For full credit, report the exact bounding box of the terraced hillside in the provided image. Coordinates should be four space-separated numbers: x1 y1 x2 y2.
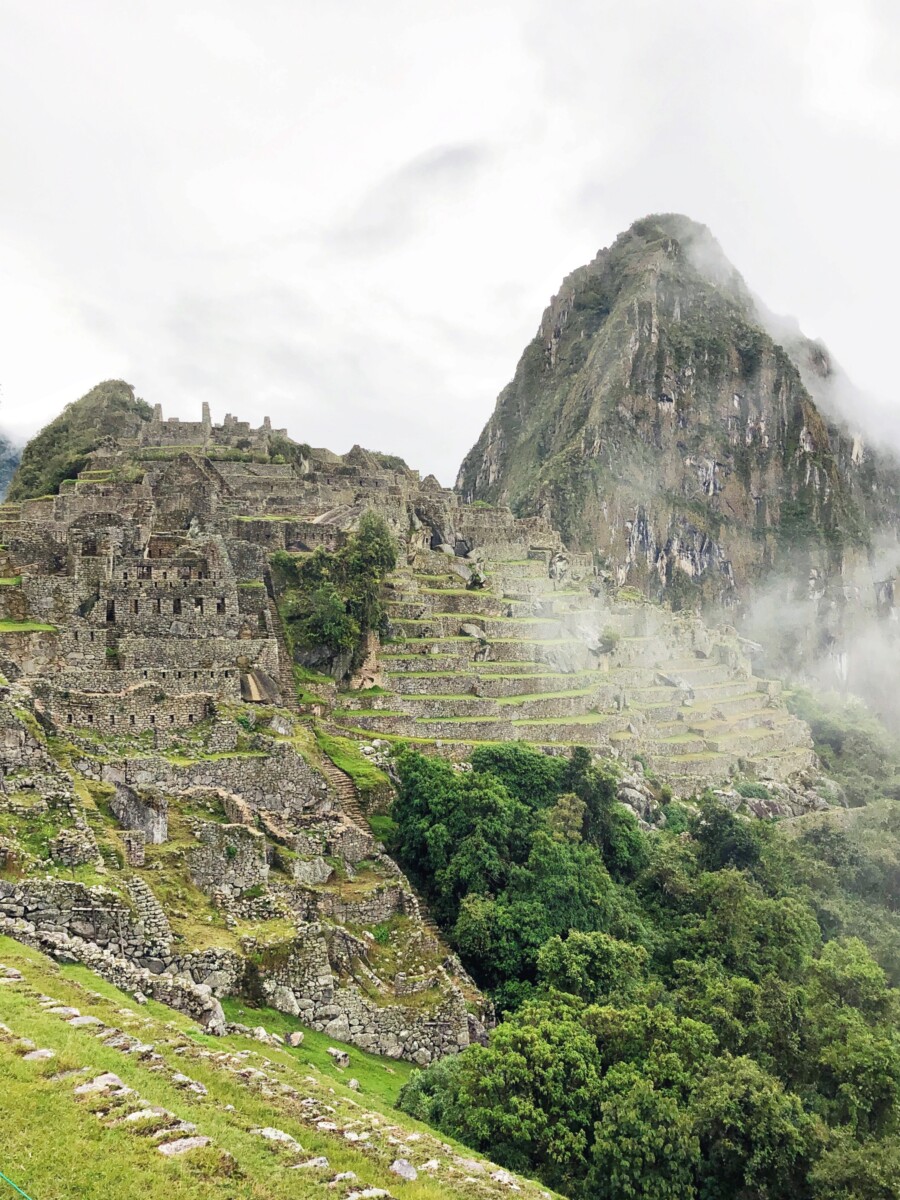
0 934 555 1200
334 542 815 795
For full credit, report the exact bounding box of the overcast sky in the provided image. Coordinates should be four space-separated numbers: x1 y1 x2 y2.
2 0 899 482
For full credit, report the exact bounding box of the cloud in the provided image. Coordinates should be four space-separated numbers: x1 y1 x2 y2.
1 0 900 484
328 143 494 254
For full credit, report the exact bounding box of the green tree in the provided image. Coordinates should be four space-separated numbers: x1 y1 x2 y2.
588 1068 700 1200
399 994 605 1197
808 1132 900 1200
537 931 648 1003
691 1055 819 1200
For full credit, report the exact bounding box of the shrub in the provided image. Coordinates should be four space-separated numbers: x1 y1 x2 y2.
274 511 397 675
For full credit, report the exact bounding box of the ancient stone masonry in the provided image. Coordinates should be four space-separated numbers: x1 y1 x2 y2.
0 396 831 1063
336 542 820 798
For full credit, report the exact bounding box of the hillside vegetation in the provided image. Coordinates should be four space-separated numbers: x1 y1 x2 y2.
388 744 900 1200
7 380 151 501
0 430 20 500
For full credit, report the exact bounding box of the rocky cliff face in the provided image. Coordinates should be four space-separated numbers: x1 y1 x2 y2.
457 215 900 604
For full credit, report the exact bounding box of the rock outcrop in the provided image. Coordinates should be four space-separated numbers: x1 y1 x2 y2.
457 214 900 605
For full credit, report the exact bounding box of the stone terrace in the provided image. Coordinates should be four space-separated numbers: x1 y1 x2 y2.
334 544 815 795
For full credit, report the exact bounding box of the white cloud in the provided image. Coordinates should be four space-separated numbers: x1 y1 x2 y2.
1 0 899 480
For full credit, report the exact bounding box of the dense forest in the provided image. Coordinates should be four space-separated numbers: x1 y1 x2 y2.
387 740 900 1199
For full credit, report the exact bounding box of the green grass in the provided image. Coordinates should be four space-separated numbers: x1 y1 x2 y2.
219 998 413 1104
0 575 21 585
313 727 391 797
0 936 555 1200
335 708 405 718
0 619 56 633
291 663 333 706
368 813 398 844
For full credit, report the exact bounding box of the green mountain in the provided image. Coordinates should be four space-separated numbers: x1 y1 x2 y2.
0 431 19 501
7 379 152 501
457 214 900 604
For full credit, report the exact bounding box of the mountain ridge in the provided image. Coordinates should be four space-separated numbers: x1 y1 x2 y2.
457 214 900 604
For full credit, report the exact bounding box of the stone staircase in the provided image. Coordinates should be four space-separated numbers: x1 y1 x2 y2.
266 593 300 712
316 751 368 828
332 545 816 795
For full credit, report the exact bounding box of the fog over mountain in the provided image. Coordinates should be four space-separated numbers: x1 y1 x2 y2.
2 1 900 481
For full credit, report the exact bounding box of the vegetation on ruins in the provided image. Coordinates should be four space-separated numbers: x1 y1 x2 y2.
272 511 397 674
787 688 900 808
7 380 152 501
393 743 900 1199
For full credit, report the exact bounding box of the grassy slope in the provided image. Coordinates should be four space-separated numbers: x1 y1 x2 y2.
7 380 151 502
0 935 557 1200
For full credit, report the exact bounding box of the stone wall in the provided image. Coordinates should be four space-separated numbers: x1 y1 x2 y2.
47 685 214 737
254 927 474 1064
0 914 227 1033
110 784 168 844
0 879 147 957
188 821 269 898
113 744 332 819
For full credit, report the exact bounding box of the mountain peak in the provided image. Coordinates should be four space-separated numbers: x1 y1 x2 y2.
457 216 900 604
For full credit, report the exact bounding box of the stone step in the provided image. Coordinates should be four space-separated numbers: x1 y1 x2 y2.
389 615 567 641
501 580 564 598
380 652 480 672
383 636 596 669
679 705 788 735
647 750 734 780
510 713 633 742
397 695 502 718
644 733 710 756
753 745 819 780
337 712 419 736
496 690 598 719
410 716 515 742
706 721 811 757
483 560 553 580
387 668 599 698
386 593 517 619
504 585 588 604
607 660 739 688
623 678 752 705
478 670 601 697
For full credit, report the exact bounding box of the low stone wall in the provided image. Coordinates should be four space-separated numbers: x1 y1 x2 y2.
0 879 146 955
255 927 475 1064
317 882 408 927
115 744 332 819
0 914 230 1027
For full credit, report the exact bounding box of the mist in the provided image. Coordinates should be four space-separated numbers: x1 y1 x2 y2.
741 534 900 731
2 1 900 483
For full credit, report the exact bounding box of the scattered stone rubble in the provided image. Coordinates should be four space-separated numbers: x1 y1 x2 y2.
0 954 552 1198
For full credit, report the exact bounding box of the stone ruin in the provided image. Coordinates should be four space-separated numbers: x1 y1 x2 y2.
0 402 835 1056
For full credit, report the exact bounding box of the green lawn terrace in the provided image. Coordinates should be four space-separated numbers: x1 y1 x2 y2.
0 935 554 1200
334 545 816 794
